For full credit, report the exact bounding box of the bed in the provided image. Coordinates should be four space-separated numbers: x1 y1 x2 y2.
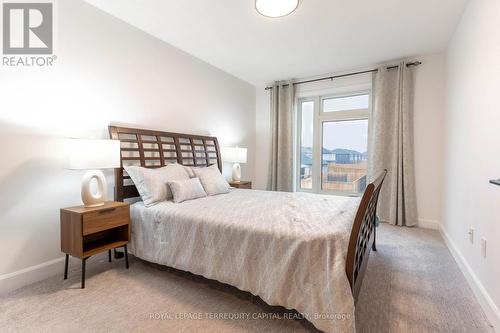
109 125 386 333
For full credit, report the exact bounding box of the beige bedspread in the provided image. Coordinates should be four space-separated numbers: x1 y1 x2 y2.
130 189 360 332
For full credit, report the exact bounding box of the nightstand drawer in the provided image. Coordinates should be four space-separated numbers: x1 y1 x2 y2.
83 206 129 235
229 181 252 189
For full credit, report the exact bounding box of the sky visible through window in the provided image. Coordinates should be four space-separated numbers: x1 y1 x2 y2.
301 101 314 147
323 94 369 113
301 101 368 153
322 120 368 152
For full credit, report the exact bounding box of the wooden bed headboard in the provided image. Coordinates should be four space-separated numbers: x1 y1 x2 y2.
108 125 222 202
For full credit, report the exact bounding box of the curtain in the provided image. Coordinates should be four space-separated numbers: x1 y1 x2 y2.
368 62 417 227
267 81 295 192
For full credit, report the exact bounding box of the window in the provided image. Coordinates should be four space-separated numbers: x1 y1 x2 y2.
323 94 369 113
299 100 314 190
297 93 370 196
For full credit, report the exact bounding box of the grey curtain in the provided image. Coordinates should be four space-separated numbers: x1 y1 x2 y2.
368 62 417 226
268 81 295 192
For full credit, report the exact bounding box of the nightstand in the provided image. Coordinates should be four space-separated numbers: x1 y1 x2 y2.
229 180 252 189
60 201 130 288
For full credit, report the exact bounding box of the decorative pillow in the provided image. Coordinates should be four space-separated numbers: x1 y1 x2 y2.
192 164 230 196
168 178 207 203
124 164 190 207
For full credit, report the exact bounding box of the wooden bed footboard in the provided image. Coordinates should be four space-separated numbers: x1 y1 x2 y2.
345 170 387 303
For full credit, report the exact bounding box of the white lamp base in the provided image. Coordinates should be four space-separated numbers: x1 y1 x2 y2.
81 169 107 207
232 163 242 181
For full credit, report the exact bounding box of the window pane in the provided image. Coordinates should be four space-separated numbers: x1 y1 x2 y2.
323 94 369 113
321 119 368 195
300 101 314 190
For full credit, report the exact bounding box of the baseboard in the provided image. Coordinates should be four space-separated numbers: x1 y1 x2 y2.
439 226 499 331
0 257 66 295
417 218 440 230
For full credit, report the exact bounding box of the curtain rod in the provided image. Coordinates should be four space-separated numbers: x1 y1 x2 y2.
264 61 422 90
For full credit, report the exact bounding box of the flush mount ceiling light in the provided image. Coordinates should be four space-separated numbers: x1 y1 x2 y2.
255 0 299 18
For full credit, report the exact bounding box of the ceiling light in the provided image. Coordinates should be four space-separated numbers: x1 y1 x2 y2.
255 0 299 18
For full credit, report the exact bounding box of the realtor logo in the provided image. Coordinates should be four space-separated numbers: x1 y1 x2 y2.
2 2 53 54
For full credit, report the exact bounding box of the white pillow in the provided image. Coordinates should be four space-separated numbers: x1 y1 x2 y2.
124 164 190 207
182 165 215 178
192 164 230 196
168 178 207 203
182 165 196 178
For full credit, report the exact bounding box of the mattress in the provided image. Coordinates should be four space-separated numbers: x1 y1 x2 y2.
130 189 360 333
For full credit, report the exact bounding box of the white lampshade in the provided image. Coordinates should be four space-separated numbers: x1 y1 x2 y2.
255 0 299 18
64 139 121 170
223 147 247 164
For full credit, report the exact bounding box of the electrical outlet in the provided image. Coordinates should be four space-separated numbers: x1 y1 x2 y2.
468 227 475 244
481 238 487 258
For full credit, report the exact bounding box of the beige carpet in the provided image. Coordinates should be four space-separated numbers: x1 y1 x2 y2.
0 224 493 333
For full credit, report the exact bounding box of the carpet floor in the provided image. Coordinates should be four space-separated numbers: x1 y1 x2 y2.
0 224 493 333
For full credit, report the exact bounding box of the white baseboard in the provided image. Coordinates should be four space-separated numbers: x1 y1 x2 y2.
0 257 66 295
0 252 115 295
439 226 499 331
417 218 440 230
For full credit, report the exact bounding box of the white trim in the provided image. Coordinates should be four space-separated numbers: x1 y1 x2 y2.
0 257 66 295
439 226 498 331
417 218 440 230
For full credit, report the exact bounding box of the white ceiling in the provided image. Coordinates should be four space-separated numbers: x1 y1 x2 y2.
85 0 468 86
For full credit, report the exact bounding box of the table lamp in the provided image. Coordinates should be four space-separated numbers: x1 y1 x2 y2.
64 139 121 207
222 147 247 181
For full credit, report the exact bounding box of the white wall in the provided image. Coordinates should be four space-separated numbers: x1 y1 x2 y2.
0 0 255 293
442 0 500 328
254 55 446 229
413 53 446 229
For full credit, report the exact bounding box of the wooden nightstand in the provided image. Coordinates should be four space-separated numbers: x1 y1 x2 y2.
60 201 130 288
229 180 252 189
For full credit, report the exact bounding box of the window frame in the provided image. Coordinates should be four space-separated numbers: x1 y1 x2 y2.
296 90 371 196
